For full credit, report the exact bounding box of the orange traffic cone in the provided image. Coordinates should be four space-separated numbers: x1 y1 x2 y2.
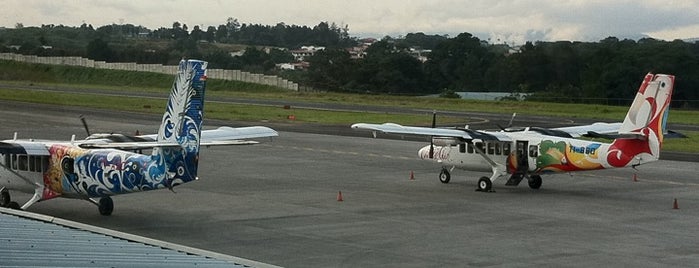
673 198 679 209
337 191 344 202
410 171 415 180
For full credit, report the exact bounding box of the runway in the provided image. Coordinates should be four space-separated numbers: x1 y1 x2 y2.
2 101 699 267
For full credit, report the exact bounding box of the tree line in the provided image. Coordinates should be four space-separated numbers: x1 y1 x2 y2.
1 20 698 107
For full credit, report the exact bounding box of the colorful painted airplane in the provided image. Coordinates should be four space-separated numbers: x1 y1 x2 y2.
352 73 675 192
0 59 278 215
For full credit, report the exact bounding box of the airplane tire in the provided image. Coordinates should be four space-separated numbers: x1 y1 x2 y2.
439 169 451 183
477 177 492 192
98 197 114 216
0 190 10 207
528 175 542 189
8 201 20 210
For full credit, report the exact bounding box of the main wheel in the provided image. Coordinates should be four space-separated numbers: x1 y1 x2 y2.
528 175 542 189
439 169 451 183
8 201 20 210
0 189 10 207
477 177 492 192
98 197 114 216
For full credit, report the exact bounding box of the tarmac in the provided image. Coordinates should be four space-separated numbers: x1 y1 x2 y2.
2 101 699 267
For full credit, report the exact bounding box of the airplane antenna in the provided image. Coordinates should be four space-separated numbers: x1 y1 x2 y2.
80 115 91 136
429 111 436 159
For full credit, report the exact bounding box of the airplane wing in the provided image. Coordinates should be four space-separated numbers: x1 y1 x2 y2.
0 141 50 155
551 122 622 138
79 126 278 149
351 123 511 141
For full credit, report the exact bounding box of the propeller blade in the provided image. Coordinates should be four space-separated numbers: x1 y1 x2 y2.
507 112 517 128
79 115 91 136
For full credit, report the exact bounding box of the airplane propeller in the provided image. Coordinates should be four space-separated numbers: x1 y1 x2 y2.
80 115 91 136
497 112 518 131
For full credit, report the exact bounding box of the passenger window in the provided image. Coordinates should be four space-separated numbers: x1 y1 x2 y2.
11 155 17 170
503 143 511 155
459 143 466 153
18 155 28 171
529 145 538 157
467 143 474 154
475 142 484 153
487 142 495 155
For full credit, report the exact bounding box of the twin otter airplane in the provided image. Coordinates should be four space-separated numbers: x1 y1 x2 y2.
353 73 674 192
0 60 277 215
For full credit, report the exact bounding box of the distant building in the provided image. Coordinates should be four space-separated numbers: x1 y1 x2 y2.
409 48 431 62
290 46 324 61
277 61 310 70
229 49 245 57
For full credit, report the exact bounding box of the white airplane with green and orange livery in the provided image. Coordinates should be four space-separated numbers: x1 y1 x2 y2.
352 73 675 192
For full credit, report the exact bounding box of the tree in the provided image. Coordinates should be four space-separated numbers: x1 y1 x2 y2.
86 38 114 61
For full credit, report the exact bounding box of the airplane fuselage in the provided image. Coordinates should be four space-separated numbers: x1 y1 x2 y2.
418 131 658 176
0 141 185 202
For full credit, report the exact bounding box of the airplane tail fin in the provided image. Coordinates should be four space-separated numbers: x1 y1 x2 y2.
153 59 208 185
607 73 674 167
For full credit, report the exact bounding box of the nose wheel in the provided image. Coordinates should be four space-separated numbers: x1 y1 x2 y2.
0 189 20 209
439 169 451 183
89 197 114 216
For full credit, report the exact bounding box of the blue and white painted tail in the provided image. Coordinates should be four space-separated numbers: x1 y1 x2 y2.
153 59 208 186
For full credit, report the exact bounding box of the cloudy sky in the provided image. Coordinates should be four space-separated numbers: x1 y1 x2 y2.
2 0 698 44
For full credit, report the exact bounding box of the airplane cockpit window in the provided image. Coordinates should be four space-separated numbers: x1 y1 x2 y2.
495 143 501 155
2 154 8 168
467 143 474 154
42 156 49 172
487 143 495 155
10 155 17 170
459 143 466 153
27 155 47 172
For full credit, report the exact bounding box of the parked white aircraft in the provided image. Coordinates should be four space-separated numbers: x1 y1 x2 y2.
352 73 675 192
0 59 278 215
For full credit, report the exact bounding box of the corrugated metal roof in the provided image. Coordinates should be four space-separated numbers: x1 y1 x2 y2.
0 208 280 268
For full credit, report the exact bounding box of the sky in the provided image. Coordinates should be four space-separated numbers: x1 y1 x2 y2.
2 0 699 44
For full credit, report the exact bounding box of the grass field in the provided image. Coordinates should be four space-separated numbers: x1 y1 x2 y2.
0 60 697 152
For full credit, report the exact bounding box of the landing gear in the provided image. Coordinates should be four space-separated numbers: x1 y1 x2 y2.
477 177 493 192
439 169 451 183
0 189 9 207
528 175 542 189
98 197 114 216
8 202 20 209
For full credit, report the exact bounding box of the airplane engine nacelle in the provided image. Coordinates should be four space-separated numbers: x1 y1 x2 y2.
432 137 461 147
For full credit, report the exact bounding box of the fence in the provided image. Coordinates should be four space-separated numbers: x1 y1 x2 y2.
0 53 300 91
